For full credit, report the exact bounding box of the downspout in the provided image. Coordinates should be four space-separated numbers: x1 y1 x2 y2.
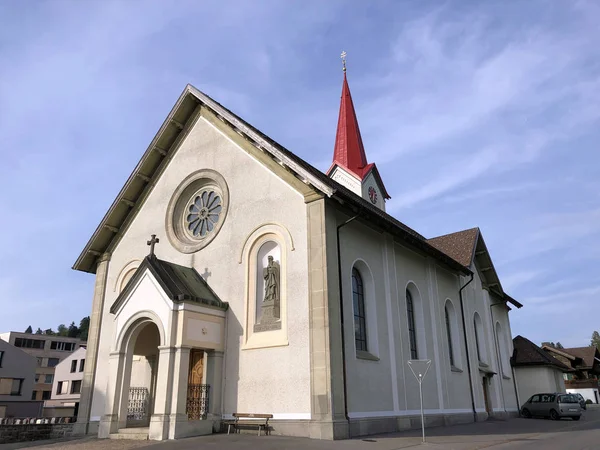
337 214 359 423
458 273 477 422
490 302 507 414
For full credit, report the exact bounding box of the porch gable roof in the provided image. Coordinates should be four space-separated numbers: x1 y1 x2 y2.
110 255 228 314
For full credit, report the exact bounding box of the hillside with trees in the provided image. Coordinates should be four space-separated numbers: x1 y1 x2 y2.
23 316 90 341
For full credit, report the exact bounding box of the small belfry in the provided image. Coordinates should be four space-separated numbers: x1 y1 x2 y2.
327 51 390 211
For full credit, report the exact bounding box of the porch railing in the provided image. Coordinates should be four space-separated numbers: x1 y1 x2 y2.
127 387 150 422
186 384 210 420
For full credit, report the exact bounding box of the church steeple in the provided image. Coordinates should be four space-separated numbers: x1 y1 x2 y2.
327 52 390 210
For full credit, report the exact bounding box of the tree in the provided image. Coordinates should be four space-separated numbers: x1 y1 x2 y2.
35 328 43 335
56 324 68 337
67 322 79 338
78 317 90 341
591 331 600 350
24 326 33 334
44 328 55 336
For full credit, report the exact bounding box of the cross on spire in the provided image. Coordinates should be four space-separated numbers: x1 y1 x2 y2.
147 234 159 256
341 50 347 72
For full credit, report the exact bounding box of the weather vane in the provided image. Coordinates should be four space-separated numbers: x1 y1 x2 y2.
341 51 347 72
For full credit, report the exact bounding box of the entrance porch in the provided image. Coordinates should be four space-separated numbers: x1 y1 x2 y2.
98 254 228 440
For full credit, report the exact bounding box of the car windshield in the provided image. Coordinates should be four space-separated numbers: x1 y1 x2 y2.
558 394 579 403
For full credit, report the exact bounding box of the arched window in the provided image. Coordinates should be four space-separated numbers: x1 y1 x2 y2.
407 289 418 359
474 312 485 363
352 268 367 352
445 304 455 367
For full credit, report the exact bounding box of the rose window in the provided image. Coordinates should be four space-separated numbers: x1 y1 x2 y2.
185 190 223 238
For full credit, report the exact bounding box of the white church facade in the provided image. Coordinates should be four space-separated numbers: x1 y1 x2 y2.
72 69 523 440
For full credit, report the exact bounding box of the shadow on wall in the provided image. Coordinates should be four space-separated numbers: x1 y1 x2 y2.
223 306 241 421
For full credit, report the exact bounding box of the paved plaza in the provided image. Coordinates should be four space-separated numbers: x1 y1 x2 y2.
3 409 600 450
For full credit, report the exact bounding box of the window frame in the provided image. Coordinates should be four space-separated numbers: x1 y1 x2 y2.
0 350 3 367
445 305 455 367
56 381 63 395
44 374 54 384
70 360 77 373
70 380 82 395
406 289 418 359
47 358 59 368
42 390 51 400
352 267 368 352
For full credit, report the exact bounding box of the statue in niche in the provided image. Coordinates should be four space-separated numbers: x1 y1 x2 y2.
263 255 280 303
255 255 281 332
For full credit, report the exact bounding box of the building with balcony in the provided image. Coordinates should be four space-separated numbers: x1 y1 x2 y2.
0 332 83 402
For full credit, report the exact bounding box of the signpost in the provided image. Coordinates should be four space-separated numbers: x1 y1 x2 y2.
407 359 432 443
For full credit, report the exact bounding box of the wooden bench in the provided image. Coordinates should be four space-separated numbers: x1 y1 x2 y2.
224 413 273 436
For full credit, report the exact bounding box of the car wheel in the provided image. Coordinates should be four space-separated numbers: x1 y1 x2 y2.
522 408 531 418
550 409 560 420
572 415 581 421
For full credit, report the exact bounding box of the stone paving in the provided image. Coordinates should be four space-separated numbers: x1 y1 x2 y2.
3 409 600 450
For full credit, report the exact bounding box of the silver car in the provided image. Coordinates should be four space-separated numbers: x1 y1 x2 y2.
521 393 582 420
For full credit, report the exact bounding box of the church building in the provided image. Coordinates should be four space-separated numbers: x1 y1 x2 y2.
72 62 523 440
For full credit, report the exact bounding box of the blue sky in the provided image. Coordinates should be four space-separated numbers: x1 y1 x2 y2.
0 0 598 347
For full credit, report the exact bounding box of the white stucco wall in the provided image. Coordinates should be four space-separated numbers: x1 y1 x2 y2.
336 221 520 420
337 220 480 418
566 388 599 404
515 366 565 406
90 113 310 422
51 347 86 403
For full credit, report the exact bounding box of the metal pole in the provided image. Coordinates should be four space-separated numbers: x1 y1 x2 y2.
419 375 425 443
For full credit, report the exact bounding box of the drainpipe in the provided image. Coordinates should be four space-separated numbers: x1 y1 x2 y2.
337 214 359 423
458 273 477 422
490 302 507 415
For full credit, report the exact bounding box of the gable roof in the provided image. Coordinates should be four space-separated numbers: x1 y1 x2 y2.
110 255 228 314
559 347 600 368
427 228 522 309
73 84 469 276
427 228 479 267
511 335 570 371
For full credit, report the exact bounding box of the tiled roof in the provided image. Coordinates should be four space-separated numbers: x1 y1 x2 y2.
427 228 479 267
512 335 571 371
561 347 599 368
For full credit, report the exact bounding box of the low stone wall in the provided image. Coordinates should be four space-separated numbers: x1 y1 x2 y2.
0 422 74 444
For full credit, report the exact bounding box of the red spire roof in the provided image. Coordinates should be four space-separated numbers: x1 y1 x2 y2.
328 72 373 179
327 72 390 199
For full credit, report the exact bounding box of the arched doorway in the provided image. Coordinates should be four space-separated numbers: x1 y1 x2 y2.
124 322 160 428
112 319 162 431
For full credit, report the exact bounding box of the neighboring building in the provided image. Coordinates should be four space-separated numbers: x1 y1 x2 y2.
0 332 82 402
511 336 570 406
72 73 523 441
48 347 86 414
543 345 600 404
0 339 41 418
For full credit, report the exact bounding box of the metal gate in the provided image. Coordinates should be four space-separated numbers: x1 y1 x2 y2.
186 384 210 420
127 387 150 425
